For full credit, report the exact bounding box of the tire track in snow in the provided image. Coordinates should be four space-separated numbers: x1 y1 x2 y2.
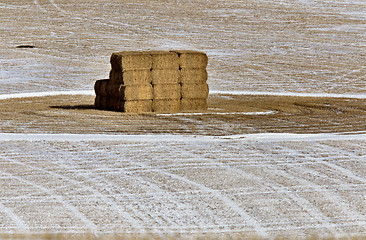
143 168 269 237
0 168 97 231
183 142 343 235
41 0 188 48
270 144 366 226
114 143 268 234
0 201 28 230
0 155 143 230
96 143 233 232
21 142 206 232
49 0 67 14
312 142 366 186
63 161 190 231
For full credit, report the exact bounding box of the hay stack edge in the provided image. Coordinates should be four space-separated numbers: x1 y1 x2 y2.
94 50 209 113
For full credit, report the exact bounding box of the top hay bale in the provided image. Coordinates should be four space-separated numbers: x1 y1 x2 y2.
170 50 208 69
111 51 152 71
150 51 179 69
111 50 208 71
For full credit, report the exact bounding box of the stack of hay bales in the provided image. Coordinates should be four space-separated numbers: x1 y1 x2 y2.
95 51 154 112
174 50 209 111
94 50 208 113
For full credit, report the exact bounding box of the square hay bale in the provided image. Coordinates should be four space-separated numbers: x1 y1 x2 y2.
153 83 181 100
119 100 153 113
94 79 109 97
180 98 208 111
107 84 153 100
181 83 209 99
150 51 179 69
94 95 102 109
110 51 152 71
171 50 208 69
99 96 110 110
109 69 152 85
151 69 179 84
107 98 121 111
179 68 208 83
152 99 180 113
109 70 122 84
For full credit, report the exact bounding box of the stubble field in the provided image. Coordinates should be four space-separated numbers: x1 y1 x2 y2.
1 0 366 239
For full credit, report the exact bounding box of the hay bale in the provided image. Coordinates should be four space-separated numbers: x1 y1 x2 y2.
94 79 109 97
107 98 119 111
180 98 208 111
100 96 109 110
109 69 152 85
150 51 179 69
94 95 102 109
181 83 209 99
179 69 207 83
109 70 122 84
151 69 179 84
153 84 181 100
110 51 152 71
107 84 153 100
120 100 153 113
152 99 180 113
171 50 208 69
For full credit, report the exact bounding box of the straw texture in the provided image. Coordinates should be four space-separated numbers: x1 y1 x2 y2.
151 69 179 84
152 99 180 113
180 98 208 111
150 51 179 69
171 50 208 69
110 51 152 71
181 83 209 99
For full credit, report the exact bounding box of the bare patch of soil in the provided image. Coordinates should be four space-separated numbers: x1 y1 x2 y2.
1 94 365 135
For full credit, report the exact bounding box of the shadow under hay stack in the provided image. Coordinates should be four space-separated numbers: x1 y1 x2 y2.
94 50 209 113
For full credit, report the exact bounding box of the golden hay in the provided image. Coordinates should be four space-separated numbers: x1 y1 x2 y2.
120 99 153 113
171 50 208 69
107 84 153 101
110 51 152 71
109 70 152 85
181 83 209 99
152 84 181 100
152 99 180 113
150 50 179 69
179 68 207 84
151 69 180 84
180 98 208 111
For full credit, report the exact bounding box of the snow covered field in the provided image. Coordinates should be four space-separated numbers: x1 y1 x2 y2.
1 0 366 238
1 133 366 238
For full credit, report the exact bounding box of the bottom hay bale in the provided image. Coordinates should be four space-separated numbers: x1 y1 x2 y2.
95 96 152 112
180 98 208 111
121 99 152 112
94 95 102 109
95 96 111 110
152 99 180 113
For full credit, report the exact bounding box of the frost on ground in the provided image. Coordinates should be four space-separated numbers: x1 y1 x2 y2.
1 0 366 238
1 0 366 95
0 134 366 238
0 93 366 238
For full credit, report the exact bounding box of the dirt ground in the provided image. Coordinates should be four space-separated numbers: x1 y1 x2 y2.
1 94 366 135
